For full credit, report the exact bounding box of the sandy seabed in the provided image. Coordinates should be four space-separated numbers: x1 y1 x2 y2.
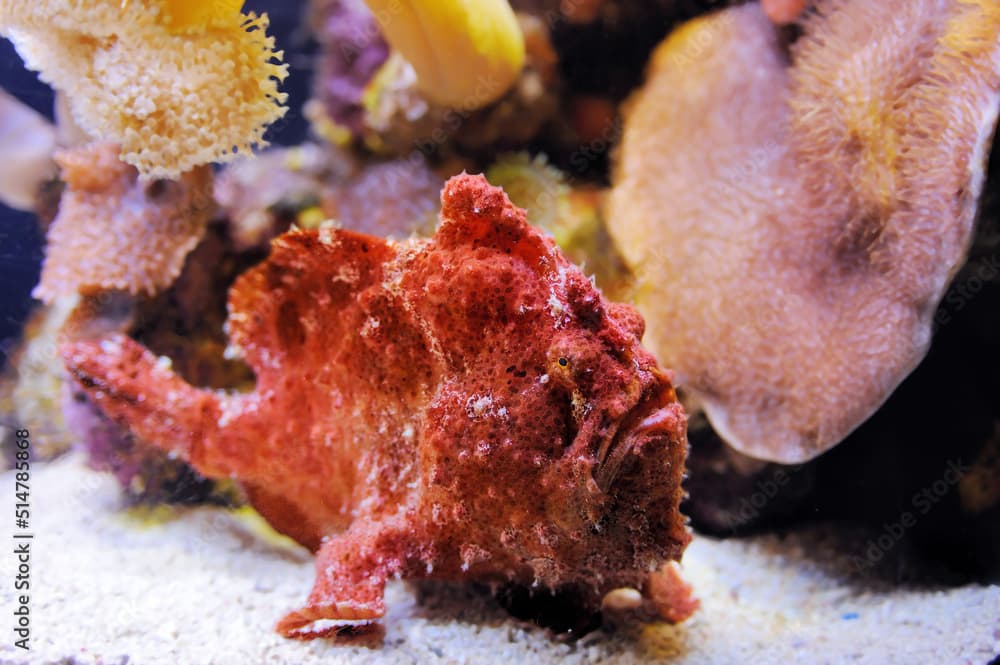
1 455 998 665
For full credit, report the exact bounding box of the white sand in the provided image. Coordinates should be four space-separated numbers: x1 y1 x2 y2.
1 455 998 665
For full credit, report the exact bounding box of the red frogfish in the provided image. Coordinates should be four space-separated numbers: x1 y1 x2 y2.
62 173 696 637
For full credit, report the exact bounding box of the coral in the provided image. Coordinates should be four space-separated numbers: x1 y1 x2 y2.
486 153 629 293
762 0 808 24
320 157 443 238
62 173 695 637
0 0 287 178
355 14 559 157
608 0 1000 463
147 0 245 33
214 144 353 250
311 0 744 161
788 0 997 265
214 143 442 249
2 298 79 459
363 0 525 109
0 89 56 211
34 142 214 303
309 0 389 138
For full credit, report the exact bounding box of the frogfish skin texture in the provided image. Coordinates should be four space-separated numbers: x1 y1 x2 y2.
62 173 695 637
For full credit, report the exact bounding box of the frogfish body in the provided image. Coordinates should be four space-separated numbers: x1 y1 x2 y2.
62 174 696 637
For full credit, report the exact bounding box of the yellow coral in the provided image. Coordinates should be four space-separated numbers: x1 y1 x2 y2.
0 0 287 179
153 0 245 32
364 0 525 109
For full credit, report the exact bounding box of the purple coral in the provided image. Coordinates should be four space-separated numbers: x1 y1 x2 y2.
313 0 389 135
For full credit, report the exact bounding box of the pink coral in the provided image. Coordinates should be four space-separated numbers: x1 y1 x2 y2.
608 1 1000 462
34 142 213 303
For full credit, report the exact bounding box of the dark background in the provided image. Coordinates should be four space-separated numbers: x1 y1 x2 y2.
0 0 311 365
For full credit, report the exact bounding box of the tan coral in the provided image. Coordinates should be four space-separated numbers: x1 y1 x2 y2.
0 0 287 179
33 142 213 303
607 0 1000 463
